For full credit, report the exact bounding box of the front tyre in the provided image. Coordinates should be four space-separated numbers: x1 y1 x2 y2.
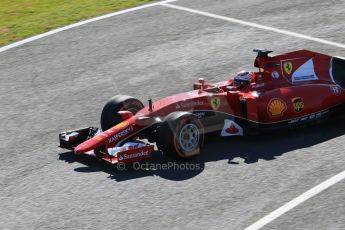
100 95 144 131
157 112 204 159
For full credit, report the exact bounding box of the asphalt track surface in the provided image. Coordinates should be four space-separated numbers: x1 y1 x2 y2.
1 0 345 229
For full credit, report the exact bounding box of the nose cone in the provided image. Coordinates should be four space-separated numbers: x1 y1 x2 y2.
74 141 89 154
74 118 137 154
74 134 107 154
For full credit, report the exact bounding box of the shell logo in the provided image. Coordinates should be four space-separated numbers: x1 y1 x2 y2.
267 98 287 117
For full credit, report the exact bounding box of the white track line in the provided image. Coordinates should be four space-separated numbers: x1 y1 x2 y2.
161 3 345 229
162 3 345 49
0 0 178 53
245 170 345 230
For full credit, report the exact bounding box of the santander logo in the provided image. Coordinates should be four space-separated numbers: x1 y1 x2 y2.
118 150 151 161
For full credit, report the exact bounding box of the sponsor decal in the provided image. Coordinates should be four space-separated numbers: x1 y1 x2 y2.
291 59 318 82
267 98 287 117
283 62 293 75
193 112 206 119
330 85 341 96
271 71 280 79
288 110 329 124
108 126 134 143
118 150 150 161
221 120 243 136
175 101 204 110
291 97 304 113
293 75 318 81
210 97 221 110
192 111 216 119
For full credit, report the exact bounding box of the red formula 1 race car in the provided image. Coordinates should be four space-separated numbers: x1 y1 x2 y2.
59 49 345 164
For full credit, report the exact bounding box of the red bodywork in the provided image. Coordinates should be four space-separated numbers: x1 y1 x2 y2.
60 49 345 163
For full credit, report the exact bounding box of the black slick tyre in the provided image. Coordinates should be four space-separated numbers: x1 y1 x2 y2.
100 95 144 131
157 112 204 159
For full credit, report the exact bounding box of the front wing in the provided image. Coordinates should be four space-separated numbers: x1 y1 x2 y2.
59 127 154 164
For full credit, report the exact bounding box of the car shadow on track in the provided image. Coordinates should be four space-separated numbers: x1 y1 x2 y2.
59 118 345 182
59 150 205 181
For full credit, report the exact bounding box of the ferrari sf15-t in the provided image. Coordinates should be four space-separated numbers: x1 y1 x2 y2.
59 49 345 164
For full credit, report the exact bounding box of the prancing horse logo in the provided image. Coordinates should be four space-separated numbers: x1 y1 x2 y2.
211 97 221 110
283 62 293 75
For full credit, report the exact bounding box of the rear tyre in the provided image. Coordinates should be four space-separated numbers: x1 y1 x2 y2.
157 112 204 159
100 95 144 131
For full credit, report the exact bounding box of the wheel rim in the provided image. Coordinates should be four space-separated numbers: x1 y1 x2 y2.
178 123 200 152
